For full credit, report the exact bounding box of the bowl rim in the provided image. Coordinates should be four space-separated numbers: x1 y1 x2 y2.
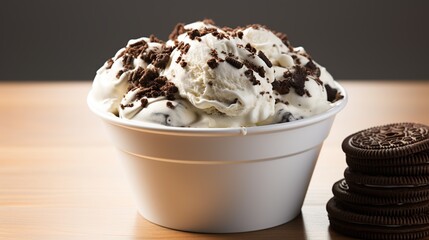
87 83 347 136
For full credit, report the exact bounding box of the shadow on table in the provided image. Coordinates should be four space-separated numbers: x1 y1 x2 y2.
133 212 307 240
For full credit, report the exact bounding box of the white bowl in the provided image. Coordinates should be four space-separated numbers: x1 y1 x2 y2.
87 84 347 233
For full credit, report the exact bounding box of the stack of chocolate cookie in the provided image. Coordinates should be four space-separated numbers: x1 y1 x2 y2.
327 122 429 239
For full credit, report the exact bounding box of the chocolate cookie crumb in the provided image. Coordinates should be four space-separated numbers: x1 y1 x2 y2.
141 50 157 63
225 56 243 69
116 70 125 79
243 60 265 78
237 31 243 39
305 60 321 78
207 58 219 69
245 43 257 54
244 69 260 85
258 51 273 68
106 58 114 69
290 66 307 96
175 56 182 64
122 55 134 70
169 23 186 40
141 98 148 108
325 84 344 103
180 61 187 68
272 79 291 94
188 29 201 40
166 101 175 109
153 53 170 69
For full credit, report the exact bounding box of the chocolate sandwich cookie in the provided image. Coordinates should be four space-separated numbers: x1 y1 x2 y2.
332 179 429 205
346 180 429 199
344 167 429 187
346 160 429 176
327 198 429 226
346 150 429 168
327 198 429 239
342 123 429 159
335 197 429 217
329 214 429 240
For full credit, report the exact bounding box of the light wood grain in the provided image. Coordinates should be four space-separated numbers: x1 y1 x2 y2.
0 81 428 240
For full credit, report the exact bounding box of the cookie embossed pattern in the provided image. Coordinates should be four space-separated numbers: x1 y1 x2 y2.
328 123 429 239
343 123 429 158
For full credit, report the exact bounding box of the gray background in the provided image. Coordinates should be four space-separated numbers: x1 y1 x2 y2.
1 0 428 81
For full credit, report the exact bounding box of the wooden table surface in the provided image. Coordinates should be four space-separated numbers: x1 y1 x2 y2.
0 81 428 240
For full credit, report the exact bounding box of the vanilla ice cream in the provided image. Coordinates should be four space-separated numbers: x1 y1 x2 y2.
90 20 343 128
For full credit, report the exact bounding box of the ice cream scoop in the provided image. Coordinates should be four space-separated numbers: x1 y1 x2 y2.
90 20 343 128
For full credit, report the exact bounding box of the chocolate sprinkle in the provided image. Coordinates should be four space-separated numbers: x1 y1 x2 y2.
258 51 273 68
225 56 243 69
180 61 187 68
207 58 219 69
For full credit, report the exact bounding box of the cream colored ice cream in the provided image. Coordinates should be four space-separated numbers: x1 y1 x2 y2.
90 20 343 128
